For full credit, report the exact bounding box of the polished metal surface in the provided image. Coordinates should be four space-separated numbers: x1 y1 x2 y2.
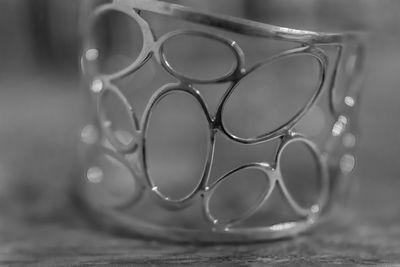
80 0 366 242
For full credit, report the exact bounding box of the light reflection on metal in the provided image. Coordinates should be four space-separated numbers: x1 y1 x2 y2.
91 79 104 93
343 133 357 148
85 48 99 61
332 115 349 137
81 124 99 145
80 0 366 243
87 166 104 184
345 96 356 107
340 154 356 174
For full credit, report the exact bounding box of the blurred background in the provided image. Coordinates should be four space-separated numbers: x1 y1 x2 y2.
0 0 399 228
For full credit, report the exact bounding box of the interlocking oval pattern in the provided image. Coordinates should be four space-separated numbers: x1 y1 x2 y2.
203 134 328 229
82 0 362 234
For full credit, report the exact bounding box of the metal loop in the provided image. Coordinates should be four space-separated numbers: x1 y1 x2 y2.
96 83 140 154
81 0 365 242
155 30 245 84
140 84 215 209
83 3 154 81
85 145 145 210
203 163 275 229
218 46 328 144
275 134 329 217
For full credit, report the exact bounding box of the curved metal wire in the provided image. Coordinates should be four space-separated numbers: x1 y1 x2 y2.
217 46 328 144
84 145 146 210
140 84 216 208
80 0 366 242
156 30 245 84
95 83 140 154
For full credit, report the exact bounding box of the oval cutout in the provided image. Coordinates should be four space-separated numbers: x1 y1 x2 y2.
279 139 321 210
160 32 238 82
144 89 210 202
85 150 142 209
91 10 144 75
222 53 322 141
206 166 272 227
98 87 138 153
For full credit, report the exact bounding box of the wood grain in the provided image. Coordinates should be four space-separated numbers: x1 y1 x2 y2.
1 180 400 266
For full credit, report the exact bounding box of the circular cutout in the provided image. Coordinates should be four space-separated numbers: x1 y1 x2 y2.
143 86 212 204
221 51 324 143
276 136 328 216
90 9 145 75
205 165 272 227
160 31 241 83
279 139 321 210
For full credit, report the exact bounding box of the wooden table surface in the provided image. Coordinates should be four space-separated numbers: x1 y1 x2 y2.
1 179 400 266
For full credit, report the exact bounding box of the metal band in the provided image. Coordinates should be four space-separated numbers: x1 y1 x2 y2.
80 0 366 242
